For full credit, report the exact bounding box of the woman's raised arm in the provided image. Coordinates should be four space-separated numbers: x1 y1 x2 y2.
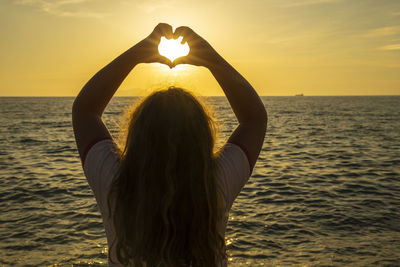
172 26 267 171
72 23 173 162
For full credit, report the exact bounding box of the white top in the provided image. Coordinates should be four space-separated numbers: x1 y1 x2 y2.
83 139 251 266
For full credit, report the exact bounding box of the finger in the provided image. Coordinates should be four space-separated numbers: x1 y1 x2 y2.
155 55 173 66
173 26 193 39
172 56 189 66
181 36 189 45
158 23 173 39
176 28 197 45
160 24 174 39
153 23 173 39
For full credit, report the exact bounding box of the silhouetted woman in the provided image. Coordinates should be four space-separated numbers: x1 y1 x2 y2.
72 23 267 266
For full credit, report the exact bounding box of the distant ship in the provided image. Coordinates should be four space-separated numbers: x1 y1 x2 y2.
295 93 304 96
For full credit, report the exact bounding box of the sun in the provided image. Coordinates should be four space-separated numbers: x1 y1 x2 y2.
158 36 190 62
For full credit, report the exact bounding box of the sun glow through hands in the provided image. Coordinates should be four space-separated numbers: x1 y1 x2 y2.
158 36 190 62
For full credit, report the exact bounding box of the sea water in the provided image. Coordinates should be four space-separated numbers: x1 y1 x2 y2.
1 96 399 266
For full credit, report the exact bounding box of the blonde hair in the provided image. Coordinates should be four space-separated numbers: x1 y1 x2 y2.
108 87 227 266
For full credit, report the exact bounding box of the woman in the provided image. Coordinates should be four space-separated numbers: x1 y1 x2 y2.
72 23 267 266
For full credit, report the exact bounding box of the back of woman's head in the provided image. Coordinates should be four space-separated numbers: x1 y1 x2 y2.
108 87 227 266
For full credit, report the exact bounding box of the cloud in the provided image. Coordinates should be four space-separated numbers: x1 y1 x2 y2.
364 26 400 38
13 0 109 18
378 44 400 50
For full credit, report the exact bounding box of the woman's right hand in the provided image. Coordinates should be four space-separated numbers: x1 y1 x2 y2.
171 26 220 69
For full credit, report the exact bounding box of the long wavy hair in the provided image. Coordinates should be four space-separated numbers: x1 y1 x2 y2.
107 87 227 266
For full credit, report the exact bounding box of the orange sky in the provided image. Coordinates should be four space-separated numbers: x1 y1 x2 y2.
1 0 399 96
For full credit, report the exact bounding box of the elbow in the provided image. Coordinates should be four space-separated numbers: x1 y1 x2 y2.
255 103 268 128
261 106 267 124
239 101 267 126
72 96 88 120
72 95 101 120
72 97 81 119
253 95 267 124
242 105 267 130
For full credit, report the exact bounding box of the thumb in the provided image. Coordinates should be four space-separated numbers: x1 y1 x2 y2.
156 55 173 67
172 56 189 67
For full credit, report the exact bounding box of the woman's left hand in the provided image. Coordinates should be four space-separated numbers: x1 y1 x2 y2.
132 23 174 68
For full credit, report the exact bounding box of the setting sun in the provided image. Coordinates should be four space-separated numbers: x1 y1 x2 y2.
158 36 190 62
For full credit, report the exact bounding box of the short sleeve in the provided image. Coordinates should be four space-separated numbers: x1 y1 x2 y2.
215 143 251 211
83 139 120 214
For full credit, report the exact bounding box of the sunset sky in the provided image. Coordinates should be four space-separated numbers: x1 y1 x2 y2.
1 0 399 96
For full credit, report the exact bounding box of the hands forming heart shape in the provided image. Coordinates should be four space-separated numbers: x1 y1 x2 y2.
134 23 218 69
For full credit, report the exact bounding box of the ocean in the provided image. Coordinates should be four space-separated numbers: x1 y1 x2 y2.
1 96 399 266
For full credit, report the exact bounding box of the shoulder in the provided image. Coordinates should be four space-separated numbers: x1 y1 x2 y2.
83 139 120 211
83 138 120 179
214 142 251 211
217 142 252 174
